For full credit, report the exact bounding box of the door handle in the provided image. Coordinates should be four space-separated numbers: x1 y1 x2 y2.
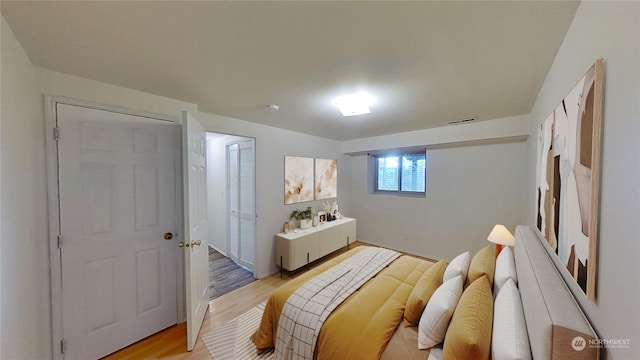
178 240 201 248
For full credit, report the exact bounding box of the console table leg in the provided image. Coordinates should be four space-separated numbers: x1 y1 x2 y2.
280 256 283 279
347 236 350 250
307 252 310 271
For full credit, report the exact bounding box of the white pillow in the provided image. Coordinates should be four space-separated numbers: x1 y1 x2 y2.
492 278 532 360
418 275 464 349
442 251 470 283
494 246 517 295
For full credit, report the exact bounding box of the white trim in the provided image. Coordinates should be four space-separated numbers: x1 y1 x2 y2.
226 142 236 265
45 96 63 360
44 96 184 359
44 95 177 123
252 138 259 280
208 243 228 258
174 124 186 323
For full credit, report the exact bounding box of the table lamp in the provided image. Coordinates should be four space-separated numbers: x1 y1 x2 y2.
487 224 514 257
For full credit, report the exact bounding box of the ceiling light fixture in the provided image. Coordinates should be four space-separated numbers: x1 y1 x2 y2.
265 104 280 111
332 92 377 117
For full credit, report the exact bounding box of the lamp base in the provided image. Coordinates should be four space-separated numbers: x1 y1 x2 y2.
495 244 503 258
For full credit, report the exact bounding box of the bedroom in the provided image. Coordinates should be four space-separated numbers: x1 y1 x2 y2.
1 1 638 359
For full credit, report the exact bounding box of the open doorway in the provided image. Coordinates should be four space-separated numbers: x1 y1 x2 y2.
206 132 256 300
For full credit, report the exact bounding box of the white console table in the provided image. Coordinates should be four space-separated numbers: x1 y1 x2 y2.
275 217 356 276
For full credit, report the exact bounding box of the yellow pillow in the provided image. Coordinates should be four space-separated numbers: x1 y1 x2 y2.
465 245 496 289
403 259 447 327
443 275 493 360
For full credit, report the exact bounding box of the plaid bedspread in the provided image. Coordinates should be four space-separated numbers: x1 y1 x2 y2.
274 247 400 360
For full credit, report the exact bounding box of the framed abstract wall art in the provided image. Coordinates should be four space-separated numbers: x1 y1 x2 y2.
284 156 314 204
314 158 337 200
536 59 604 300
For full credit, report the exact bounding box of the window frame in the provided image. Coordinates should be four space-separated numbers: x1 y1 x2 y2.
374 151 427 196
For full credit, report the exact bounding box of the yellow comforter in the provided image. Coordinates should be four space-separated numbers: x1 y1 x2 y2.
251 246 433 360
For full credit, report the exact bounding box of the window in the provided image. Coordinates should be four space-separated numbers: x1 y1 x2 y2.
375 153 426 194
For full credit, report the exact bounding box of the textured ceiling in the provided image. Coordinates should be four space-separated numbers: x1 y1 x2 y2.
1 1 579 140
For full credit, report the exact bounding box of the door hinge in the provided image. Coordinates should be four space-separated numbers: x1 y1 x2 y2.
60 338 65 354
53 127 60 141
57 234 63 249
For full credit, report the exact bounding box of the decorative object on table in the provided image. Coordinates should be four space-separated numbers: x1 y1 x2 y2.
487 224 515 258
301 219 311 229
331 201 343 219
322 201 333 214
321 201 341 220
314 158 338 200
535 59 603 300
284 156 314 204
317 211 326 224
283 222 290 234
290 207 313 230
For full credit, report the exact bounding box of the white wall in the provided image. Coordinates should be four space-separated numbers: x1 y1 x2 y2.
36 68 198 119
0 16 51 359
197 112 352 278
526 2 640 358
351 140 528 261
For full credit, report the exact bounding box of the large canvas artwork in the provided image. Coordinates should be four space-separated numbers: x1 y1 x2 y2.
284 156 314 204
314 158 338 200
536 59 604 300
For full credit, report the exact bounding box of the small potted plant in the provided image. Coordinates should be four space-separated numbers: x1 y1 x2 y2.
289 209 300 230
300 207 313 229
291 207 313 230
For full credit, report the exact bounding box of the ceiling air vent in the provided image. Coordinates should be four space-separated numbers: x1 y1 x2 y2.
446 117 477 125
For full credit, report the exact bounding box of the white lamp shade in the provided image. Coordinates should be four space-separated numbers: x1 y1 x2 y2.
487 224 515 246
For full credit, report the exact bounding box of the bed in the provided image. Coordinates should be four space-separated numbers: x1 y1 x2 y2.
251 225 600 360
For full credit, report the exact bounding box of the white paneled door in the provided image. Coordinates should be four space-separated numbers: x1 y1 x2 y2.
228 143 240 263
182 111 209 351
238 140 256 270
57 104 179 359
227 140 255 271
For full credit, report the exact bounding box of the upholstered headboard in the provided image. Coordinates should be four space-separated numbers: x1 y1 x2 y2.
514 226 600 360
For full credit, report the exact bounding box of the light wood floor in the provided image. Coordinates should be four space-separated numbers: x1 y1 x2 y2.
102 242 365 359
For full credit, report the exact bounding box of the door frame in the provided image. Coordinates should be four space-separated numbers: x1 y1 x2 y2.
44 96 184 359
204 131 259 279
225 138 257 273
